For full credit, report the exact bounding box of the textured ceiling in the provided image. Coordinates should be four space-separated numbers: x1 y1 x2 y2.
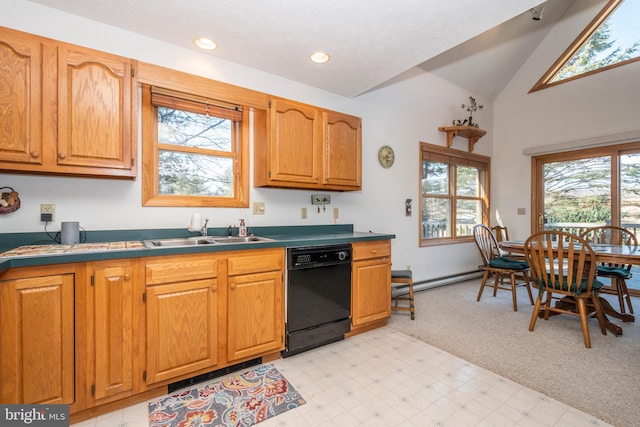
27 0 552 98
421 0 577 99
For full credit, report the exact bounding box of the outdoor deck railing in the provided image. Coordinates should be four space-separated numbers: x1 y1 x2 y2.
422 221 640 241
544 222 640 239
422 224 473 239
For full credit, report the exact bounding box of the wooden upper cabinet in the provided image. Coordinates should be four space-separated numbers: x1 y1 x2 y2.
0 27 43 165
323 110 362 189
0 26 137 178
56 45 136 175
268 98 321 185
254 97 362 191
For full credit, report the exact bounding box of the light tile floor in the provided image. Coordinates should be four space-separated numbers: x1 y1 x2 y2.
73 327 612 427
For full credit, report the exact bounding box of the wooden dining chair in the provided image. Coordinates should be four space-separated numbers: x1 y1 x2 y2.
491 225 510 242
492 224 525 260
473 224 534 311
580 225 637 315
524 230 607 348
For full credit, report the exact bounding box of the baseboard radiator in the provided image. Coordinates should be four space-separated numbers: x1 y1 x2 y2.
393 269 482 296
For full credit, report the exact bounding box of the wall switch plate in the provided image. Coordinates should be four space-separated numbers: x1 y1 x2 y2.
253 202 265 215
333 207 339 219
311 194 331 205
40 203 55 222
301 207 307 219
517 207 526 215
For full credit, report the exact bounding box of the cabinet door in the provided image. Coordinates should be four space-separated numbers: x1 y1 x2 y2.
145 279 218 384
57 44 136 174
227 271 283 361
323 111 362 189
0 274 75 404
352 258 391 326
0 28 43 166
91 262 134 401
269 98 321 185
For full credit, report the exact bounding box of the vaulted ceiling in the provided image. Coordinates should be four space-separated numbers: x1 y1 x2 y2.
26 0 579 99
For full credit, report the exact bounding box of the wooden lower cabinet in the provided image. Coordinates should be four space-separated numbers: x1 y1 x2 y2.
144 255 219 385
142 249 285 387
0 266 75 406
351 241 392 331
0 243 386 420
79 260 137 407
227 249 284 361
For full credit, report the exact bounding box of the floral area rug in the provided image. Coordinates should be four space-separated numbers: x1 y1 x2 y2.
148 364 306 427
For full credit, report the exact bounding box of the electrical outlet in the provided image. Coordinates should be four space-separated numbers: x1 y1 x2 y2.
40 203 55 222
311 194 331 205
333 207 339 219
253 202 265 215
301 207 307 219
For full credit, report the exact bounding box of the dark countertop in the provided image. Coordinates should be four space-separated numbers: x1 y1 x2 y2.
0 224 395 272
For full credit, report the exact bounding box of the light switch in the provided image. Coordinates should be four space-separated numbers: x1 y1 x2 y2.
301 207 307 219
517 207 526 215
253 202 265 215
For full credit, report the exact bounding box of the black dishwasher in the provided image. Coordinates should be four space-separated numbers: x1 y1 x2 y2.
283 244 352 357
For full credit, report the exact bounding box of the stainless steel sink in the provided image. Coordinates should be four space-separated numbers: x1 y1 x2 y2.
212 236 274 244
143 236 274 248
144 237 216 247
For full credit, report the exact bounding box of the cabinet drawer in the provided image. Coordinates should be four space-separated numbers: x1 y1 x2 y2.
227 249 284 276
145 258 218 285
352 240 391 261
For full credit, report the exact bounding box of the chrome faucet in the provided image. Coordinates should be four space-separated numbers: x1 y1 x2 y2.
201 218 209 236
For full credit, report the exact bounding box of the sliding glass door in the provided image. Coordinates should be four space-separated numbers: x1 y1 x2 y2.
621 152 640 233
532 142 640 296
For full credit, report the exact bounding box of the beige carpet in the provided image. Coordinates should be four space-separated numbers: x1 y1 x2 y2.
387 279 640 427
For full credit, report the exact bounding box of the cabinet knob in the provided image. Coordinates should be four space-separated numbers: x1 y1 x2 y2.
371 249 377 254
58 153 66 160
211 285 217 291
230 284 236 290
30 151 40 158
123 274 130 281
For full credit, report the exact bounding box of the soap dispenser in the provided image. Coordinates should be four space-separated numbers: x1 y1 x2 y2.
238 219 247 237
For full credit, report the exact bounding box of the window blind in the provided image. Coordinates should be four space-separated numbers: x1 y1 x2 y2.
151 86 243 121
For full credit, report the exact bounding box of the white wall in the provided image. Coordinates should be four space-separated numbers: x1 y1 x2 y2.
493 0 640 240
0 0 493 282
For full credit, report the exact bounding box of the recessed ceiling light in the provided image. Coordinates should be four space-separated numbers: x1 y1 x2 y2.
194 37 217 50
310 51 330 64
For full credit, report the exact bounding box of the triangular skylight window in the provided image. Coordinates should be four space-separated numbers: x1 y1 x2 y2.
531 0 640 92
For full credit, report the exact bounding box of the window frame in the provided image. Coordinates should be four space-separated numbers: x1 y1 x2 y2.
530 0 640 93
420 142 490 247
141 84 250 207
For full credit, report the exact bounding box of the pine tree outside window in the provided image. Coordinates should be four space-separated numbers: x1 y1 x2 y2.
142 85 250 207
531 0 640 92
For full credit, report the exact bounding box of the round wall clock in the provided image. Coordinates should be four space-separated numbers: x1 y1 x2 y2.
378 145 395 168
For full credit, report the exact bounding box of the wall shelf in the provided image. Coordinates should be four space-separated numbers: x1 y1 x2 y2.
438 125 486 152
